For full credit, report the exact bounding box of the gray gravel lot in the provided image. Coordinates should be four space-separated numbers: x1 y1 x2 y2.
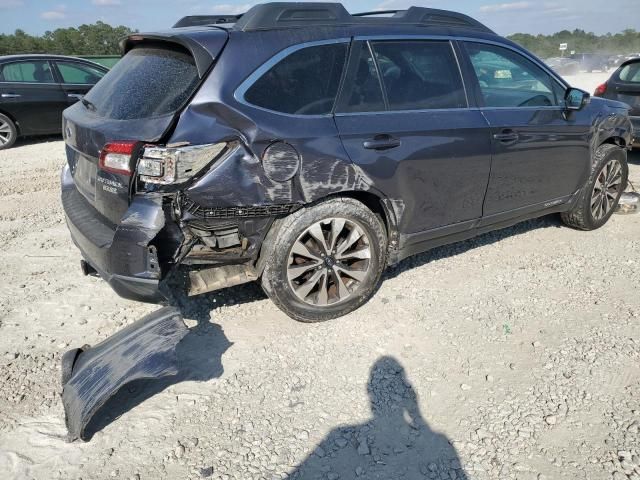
0 73 639 480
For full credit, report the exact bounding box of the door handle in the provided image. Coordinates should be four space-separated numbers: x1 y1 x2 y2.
67 93 84 100
493 130 519 143
363 135 401 150
1 93 21 98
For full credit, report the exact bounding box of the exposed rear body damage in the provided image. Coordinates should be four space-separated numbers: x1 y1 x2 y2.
61 2 633 317
61 307 188 441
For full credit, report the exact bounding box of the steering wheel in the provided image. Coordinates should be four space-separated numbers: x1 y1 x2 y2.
518 95 552 107
294 98 334 115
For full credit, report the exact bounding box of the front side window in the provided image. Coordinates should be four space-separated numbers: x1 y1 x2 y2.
0 61 54 83
56 62 105 85
244 43 347 115
371 41 467 111
466 42 562 108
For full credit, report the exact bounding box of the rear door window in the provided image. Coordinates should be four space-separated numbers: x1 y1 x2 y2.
370 41 467 111
465 42 562 108
55 61 105 84
0 61 55 83
336 42 386 113
243 43 348 115
83 46 200 120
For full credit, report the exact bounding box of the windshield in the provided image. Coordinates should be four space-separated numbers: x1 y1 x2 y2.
84 46 199 120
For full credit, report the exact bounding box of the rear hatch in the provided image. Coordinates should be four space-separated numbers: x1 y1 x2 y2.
63 29 228 225
606 61 640 117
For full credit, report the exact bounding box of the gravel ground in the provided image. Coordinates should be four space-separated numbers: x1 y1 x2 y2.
0 73 639 480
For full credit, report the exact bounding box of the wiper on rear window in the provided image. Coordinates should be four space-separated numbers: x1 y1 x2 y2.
81 98 96 112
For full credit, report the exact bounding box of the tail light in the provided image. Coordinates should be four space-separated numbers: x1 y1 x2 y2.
594 83 607 96
99 141 138 175
137 143 228 185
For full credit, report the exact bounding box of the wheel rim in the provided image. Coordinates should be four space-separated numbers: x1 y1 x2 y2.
287 217 372 306
0 119 12 146
591 158 623 221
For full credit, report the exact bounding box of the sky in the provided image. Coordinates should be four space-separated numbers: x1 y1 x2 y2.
0 0 638 36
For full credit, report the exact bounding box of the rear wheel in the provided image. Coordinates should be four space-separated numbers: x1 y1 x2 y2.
261 197 387 322
561 144 628 230
0 113 17 150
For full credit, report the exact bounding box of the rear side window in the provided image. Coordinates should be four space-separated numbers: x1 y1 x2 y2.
55 61 105 85
370 41 466 111
0 61 54 83
337 42 386 113
619 62 640 83
84 46 199 120
244 43 347 115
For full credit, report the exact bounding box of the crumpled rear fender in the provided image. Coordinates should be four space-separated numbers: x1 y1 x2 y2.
61 307 188 441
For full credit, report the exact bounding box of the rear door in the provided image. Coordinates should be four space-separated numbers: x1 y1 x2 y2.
63 32 227 225
0 59 66 135
334 39 492 236
52 60 107 107
461 41 591 220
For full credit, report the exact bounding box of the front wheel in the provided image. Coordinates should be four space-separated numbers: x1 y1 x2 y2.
261 197 387 322
561 144 628 230
0 113 17 150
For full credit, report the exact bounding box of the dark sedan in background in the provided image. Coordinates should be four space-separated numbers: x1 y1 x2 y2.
0 54 108 149
595 57 640 145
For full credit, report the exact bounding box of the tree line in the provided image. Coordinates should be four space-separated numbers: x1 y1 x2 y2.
0 22 135 56
507 29 640 59
0 22 639 59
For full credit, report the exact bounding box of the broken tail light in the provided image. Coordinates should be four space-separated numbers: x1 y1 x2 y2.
138 143 228 185
99 141 138 175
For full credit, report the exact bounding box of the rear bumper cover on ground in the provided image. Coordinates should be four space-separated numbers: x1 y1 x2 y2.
61 164 166 303
61 307 188 441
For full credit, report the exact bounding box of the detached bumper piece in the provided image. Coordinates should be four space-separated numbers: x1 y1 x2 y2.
61 307 188 441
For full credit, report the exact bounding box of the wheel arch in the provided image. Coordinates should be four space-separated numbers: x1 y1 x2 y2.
255 189 398 276
0 108 20 135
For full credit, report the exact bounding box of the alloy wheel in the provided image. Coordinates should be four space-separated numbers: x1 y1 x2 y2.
287 217 372 306
591 158 623 221
0 118 12 147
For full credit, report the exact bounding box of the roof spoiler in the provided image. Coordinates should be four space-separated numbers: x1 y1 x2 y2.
173 14 242 28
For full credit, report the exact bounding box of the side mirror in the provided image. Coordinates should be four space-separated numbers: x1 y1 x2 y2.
565 88 590 111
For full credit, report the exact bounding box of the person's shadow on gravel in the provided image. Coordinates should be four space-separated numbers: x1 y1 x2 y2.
80 313 232 440
287 356 468 480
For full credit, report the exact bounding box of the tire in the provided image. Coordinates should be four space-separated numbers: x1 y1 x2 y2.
0 113 17 150
561 144 628 230
261 197 387 322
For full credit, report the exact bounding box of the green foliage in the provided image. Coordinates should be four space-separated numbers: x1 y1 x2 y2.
0 22 135 56
507 29 640 59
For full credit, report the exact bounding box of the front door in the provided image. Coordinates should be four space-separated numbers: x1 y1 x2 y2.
462 41 592 219
334 40 492 236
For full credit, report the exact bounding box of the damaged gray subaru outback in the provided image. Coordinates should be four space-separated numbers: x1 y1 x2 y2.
61 3 633 322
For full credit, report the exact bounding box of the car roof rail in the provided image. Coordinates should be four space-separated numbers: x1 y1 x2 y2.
232 3 494 33
173 14 243 28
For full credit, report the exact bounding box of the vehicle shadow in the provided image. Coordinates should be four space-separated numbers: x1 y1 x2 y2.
628 149 640 165
13 134 63 147
81 310 232 440
384 214 563 281
287 356 468 480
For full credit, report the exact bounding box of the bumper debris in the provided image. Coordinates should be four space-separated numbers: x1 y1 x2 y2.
61 307 188 441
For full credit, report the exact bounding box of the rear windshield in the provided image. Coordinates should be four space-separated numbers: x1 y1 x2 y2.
619 62 640 83
84 46 199 120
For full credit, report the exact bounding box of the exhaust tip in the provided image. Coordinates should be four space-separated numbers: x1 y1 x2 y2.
615 192 640 215
80 260 98 277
